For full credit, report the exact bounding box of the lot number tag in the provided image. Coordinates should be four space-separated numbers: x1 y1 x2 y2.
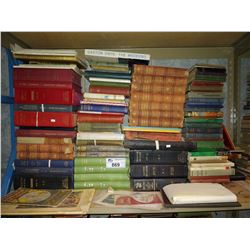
106 158 126 169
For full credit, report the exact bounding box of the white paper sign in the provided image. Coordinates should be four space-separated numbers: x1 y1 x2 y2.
106 158 126 169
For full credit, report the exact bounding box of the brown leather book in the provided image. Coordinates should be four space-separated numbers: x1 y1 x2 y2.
17 137 74 145
129 101 184 112
133 65 188 77
16 152 74 160
130 92 186 104
16 144 74 154
131 84 186 95
132 75 187 86
124 131 182 141
129 117 184 128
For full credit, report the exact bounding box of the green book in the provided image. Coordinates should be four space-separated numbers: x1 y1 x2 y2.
74 173 129 182
194 75 226 81
78 122 121 132
74 181 131 190
74 157 130 167
196 141 224 149
76 151 129 158
90 81 130 88
74 166 129 174
189 151 218 156
185 123 222 128
185 118 223 123
76 145 128 152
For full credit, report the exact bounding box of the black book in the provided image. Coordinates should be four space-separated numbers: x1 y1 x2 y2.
130 150 188 164
15 104 79 112
124 140 197 151
130 164 188 178
14 167 73 176
131 178 187 191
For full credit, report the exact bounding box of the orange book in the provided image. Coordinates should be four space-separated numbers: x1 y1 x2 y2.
129 110 184 120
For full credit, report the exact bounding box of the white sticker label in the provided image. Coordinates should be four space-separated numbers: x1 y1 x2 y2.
106 158 126 169
166 145 171 148
50 119 56 123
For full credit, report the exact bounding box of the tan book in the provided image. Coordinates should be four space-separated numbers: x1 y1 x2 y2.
17 152 74 160
189 167 235 176
76 140 123 146
17 137 73 144
130 110 184 120
188 155 229 163
189 161 235 168
17 144 74 154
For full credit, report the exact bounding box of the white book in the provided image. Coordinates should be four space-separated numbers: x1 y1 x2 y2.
83 93 125 101
189 168 235 176
77 132 124 141
189 161 235 168
89 77 131 84
162 183 237 204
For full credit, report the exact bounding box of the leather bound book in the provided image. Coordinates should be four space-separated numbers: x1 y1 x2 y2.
15 129 76 138
125 140 197 151
16 137 74 145
89 85 130 97
124 131 182 141
131 178 187 191
16 152 74 160
14 167 73 176
16 144 74 154
14 111 77 128
130 164 188 178
129 110 184 120
77 112 124 124
189 176 230 183
14 159 74 168
133 65 188 77
132 75 187 86
130 150 188 164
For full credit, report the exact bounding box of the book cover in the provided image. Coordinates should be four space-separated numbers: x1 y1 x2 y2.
15 129 76 138
189 176 230 183
80 103 128 114
76 140 123 146
17 152 74 160
83 92 125 101
74 173 129 182
77 112 124 124
76 151 129 158
122 126 181 133
14 167 73 175
77 122 121 132
15 104 79 112
77 132 124 141
74 166 129 174
84 70 131 80
74 157 129 167
76 145 128 152
74 180 130 190
16 137 74 145
14 159 74 168
89 85 130 97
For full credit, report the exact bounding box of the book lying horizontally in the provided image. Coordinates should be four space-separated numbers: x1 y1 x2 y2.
162 183 238 207
123 126 181 133
77 132 124 141
83 92 125 101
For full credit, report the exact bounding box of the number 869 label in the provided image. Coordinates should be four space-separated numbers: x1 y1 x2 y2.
106 158 126 169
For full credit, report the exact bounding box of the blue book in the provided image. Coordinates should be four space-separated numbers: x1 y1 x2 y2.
14 167 73 175
84 70 131 80
187 98 224 104
185 103 223 109
14 160 74 168
80 104 128 114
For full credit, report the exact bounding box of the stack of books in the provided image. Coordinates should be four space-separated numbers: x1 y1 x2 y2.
74 93 130 190
125 65 197 191
184 64 235 182
12 46 86 189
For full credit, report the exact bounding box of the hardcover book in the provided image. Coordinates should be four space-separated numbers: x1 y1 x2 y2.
17 137 74 145
74 173 129 182
15 129 76 138
77 112 124 124
15 104 79 112
89 85 130 97
14 159 74 168
74 180 130 190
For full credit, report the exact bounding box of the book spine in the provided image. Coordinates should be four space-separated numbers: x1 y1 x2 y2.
77 122 121 132
74 173 129 181
80 104 128 114
15 129 76 138
189 176 230 183
76 145 127 152
17 152 74 160
14 88 81 105
130 164 188 178
132 75 187 86
14 111 77 128
189 168 235 176
129 110 184 120
74 157 129 167
130 150 188 164
77 113 124 124
14 167 73 175
183 128 223 134
15 104 78 112
77 132 124 141
89 85 130 97
76 140 123 146
14 159 74 168
188 156 228 163
83 93 125 101
190 162 234 168
74 166 129 174
74 180 130 190
84 70 131 80
16 144 74 154
14 174 73 189
131 178 187 191
133 65 188 77
17 137 73 144
76 151 129 157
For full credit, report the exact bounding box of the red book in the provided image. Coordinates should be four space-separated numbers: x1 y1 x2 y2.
77 112 124 124
89 85 130 97
14 111 77 128
15 129 76 138
189 176 230 183
14 87 82 105
14 68 81 86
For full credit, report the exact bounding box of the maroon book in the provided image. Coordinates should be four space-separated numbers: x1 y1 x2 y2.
77 112 124 124
15 129 76 138
89 85 130 97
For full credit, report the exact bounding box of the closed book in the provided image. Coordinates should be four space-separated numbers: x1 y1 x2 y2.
14 159 73 168
90 62 129 73
14 87 81 105
15 104 78 112
15 129 76 138
124 131 182 141
90 81 130 88
14 167 73 175
123 126 181 133
16 143 74 154
17 152 74 160
130 164 188 178
14 67 81 86
80 100 127 106
76 145 128 152
76 140 123 146
189 81 224 86
124 140 196 151
133 65 188 77
74 157 129 167
190 151 218 156
74 173 129 181
83 92 125 101
84 70 131 80
74 181 130 190
130 150 188 164
17 137 74 145
132 75 187 86
187 92 224 99
186 98 224 104
77 112 124 124
185 103 223 109
185 118 223 123
78 122 121 132
89 85 130 97
183 127 223 134
188 86 223 92
189 167 235 176
14 111 77 128
14 174 73 189
185 123 222 128
188 155 228 163
189 176 230 183
76 151 129 158
80 103 128 114
189 161 235 168
196 141 224 149
185 111 223 118
131 178 187 191
77 132 124 141
74 166 129 174
131 84 186 95
185 133 223 139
